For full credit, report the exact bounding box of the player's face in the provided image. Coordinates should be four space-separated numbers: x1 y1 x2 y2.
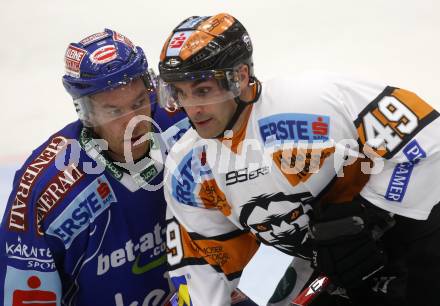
90 78 152 162
172 79 237 138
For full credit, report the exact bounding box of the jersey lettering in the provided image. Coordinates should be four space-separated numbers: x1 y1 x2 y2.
356 87 439 158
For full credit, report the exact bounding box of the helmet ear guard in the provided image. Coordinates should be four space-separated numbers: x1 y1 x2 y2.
141 68 158 102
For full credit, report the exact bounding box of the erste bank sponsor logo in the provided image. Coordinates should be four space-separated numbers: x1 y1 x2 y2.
3 266 61 306
35 163 85 235
97 222 166 276
171 151 198 206
172 146 212 206
258 113 329 145
5 236 56 271
385 140 426 202
46 175 116 248
166 31 193 57
8 136 68 232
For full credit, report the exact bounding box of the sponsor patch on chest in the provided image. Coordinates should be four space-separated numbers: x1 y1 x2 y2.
46 175 117 248
258 113 330 144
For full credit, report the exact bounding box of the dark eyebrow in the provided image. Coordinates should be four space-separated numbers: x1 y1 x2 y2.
102 104 118 109
172 80 212 93
191 80 214 88
132 91 148 102
191 80 208 88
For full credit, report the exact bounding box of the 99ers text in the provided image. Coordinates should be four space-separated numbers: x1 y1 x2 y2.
225 166 269 186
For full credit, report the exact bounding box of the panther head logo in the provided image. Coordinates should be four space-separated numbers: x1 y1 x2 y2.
239 192 312 254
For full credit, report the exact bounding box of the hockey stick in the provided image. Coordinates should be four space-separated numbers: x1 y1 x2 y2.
290 274 331 306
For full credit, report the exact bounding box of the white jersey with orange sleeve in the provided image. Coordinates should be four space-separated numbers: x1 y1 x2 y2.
164 73 440 306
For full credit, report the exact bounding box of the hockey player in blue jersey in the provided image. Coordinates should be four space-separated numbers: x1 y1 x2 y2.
0 29 191 306
0 28 259 306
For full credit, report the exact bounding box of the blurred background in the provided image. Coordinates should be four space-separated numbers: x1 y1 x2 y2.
1 1 439 304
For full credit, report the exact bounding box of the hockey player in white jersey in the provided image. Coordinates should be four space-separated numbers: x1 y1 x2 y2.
157 13 440 306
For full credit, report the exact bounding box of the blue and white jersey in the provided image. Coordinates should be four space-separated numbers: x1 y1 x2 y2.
0 108 190 306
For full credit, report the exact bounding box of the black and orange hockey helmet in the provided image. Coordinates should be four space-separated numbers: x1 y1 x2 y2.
158 13 254 84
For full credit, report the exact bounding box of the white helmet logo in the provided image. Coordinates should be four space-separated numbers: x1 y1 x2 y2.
165 58 181 67
90 45 118 64
242 34 252 51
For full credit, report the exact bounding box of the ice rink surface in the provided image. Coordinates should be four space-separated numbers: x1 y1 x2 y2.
1 1 439 304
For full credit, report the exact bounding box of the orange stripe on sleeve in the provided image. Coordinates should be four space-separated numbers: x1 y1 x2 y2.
180 225 259 278
319 157 371 205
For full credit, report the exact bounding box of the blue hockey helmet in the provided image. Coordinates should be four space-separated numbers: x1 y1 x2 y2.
62 29 157 126
62 28 154 99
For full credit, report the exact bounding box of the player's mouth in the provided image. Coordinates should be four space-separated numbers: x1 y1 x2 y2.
194 118 212 126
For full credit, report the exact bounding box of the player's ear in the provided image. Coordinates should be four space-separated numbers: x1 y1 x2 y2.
237 64 250 89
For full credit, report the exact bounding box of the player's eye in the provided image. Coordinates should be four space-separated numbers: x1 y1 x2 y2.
132 97 146 109
107 108 122 117
193 87 211 97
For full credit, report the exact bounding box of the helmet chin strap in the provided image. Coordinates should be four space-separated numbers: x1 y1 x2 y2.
212 77 262 139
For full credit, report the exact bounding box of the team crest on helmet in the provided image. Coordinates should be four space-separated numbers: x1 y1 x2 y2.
90 45 118 64
242 34 252 51
165 57 181 67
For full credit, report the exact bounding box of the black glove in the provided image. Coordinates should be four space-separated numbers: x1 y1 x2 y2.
310 197 393 289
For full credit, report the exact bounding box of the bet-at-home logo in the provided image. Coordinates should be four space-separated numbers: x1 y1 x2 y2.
97 222 166 276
